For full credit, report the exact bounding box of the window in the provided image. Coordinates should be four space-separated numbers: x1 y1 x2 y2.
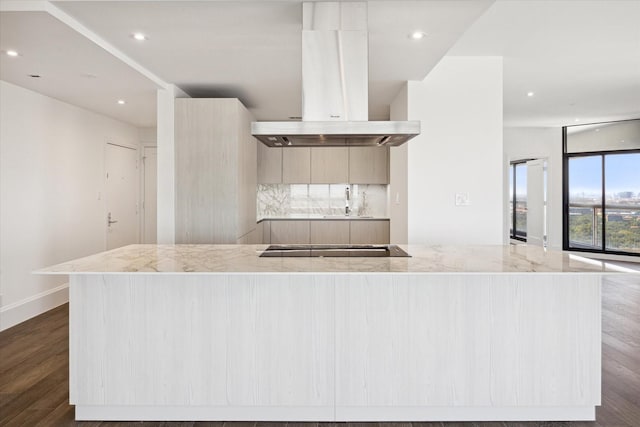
563 119 640 256
509 161 527 240
567 156 602 249
605 153 640 253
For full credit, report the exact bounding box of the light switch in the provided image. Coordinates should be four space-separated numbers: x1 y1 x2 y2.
455 192 471 206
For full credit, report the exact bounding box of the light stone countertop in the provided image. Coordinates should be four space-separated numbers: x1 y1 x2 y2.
36 244 639 275
257 215 389 222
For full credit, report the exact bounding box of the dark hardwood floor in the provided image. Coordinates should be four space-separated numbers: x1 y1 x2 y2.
1 274 638 427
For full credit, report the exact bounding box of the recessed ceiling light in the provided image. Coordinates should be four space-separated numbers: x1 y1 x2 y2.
574 118 580 122
527 92 534 97
117 100 126 105
410 31 426 40
132 32 147 41
6 50 19 57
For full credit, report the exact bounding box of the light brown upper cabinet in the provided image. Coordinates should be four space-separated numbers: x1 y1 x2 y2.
258 145 390 184
257 143 282 184
349 147 389 184
310 147 349 184
175 98 256 244
282 147 311 183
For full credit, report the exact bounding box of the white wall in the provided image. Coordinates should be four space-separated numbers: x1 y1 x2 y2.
0 80 140 330
406 56 504 245
503 127 563 249
139 127 157 145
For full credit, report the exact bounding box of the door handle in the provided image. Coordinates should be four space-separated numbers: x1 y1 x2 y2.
107 212 118 226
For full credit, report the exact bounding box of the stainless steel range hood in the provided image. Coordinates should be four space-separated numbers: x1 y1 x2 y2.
252 2 420 147
252 121 420 147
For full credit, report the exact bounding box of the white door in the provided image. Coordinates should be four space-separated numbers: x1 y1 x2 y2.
142 146 157 243
106 143 139 249
526 159 546 247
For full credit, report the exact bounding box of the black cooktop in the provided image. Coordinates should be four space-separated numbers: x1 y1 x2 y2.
260 244 411 258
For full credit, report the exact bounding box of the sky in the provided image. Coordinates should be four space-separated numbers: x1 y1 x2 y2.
514 163 527 197
569 153 639 198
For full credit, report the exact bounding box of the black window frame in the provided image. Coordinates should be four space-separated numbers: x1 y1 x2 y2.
509 159 530 242
562 123 640 257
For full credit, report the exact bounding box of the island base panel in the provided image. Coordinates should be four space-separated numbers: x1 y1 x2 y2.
69 273 601 421
75 406 595 422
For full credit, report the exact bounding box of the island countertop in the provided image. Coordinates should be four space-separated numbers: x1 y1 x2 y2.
37 244 633 274
51 243 626 422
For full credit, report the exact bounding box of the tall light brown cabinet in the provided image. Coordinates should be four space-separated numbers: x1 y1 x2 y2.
175 98 259 244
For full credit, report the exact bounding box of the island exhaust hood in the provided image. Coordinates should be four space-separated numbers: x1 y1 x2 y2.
251 2 420 147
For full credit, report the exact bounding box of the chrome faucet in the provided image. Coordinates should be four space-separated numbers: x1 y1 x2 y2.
345 186 351 216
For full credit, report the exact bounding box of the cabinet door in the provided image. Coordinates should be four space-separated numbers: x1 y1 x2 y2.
349 147 389 184
262 220 271 244
282 148 311 183
257 143 282 184
227 274 335 407
238 226 262 244
310 220 350 244
175 98 239 244
335 275 491 407
237 105 257 239
270 220 310 244
235 232 249 244
350 220 390 244
311 147 349 183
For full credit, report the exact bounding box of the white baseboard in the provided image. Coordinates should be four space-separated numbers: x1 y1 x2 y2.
74 405 594 422
0 283 69 331
336 406 595 421
76 405 335 421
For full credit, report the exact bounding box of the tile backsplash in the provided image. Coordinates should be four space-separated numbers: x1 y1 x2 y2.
257 184 387 218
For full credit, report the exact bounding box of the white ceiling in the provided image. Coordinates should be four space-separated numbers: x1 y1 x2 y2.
0 11 159 127
50 0 493 121
450 0 640 127
0 0 492 125
1 0 639 128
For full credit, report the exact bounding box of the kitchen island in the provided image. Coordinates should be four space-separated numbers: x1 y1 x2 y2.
38 244 629 422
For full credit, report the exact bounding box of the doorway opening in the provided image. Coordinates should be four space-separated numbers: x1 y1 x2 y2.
105 142 139 250
509 158 548 247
